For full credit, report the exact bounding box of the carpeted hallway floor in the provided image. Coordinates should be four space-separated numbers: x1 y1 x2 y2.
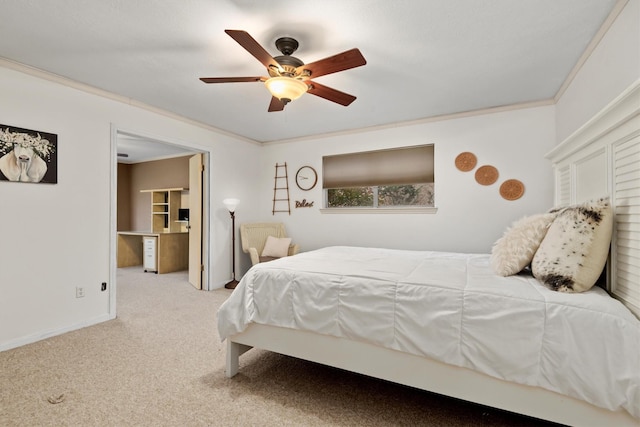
0 267 558 426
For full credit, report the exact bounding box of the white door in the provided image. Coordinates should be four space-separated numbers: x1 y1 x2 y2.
188 154 203 289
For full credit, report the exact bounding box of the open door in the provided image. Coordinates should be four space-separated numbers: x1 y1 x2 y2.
188 154 203 289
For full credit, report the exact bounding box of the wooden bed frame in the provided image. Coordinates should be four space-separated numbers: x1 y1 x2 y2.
225 80 640 426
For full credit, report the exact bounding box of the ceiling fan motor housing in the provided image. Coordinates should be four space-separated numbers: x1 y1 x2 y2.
270 37 305 77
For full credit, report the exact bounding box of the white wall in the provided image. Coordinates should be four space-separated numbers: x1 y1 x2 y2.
0 64 261 351
556 0 640 142
259 106 556 258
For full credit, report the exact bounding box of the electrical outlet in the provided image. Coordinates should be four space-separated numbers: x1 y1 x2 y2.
76 287 85 298
101 282 107 291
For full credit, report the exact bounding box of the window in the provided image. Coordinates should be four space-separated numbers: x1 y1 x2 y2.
322 145 435 212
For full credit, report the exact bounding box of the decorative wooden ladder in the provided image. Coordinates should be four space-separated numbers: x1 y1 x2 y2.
272 162 291 215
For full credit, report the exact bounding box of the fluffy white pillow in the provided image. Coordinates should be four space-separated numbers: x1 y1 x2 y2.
490 213 557 276
261 235 292 258
532 197 613 292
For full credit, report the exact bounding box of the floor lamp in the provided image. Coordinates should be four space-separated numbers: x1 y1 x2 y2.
223 198 240 289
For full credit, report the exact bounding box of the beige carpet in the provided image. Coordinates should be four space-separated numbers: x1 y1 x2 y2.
0 267 558 426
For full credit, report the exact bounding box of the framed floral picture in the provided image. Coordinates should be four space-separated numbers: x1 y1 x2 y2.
0 124 57 184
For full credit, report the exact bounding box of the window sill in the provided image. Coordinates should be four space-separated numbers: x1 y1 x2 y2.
319 207 438 214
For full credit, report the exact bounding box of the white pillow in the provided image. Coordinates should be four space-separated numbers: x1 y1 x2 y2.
532 197 613 292
261 235 292 258
490 213 557 276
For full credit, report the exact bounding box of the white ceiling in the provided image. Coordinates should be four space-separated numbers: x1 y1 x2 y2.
116 133 196 164
0 0 619 147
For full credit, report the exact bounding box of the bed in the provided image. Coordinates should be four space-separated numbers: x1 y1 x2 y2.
218 246 639 425
217 81 640 426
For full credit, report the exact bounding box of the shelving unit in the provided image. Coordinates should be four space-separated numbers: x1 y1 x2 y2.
116 187 189 274
141 188 187 233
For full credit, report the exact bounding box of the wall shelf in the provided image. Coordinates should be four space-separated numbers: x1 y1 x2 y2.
141 188 187 233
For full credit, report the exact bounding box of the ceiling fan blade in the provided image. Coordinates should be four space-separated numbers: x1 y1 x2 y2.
200 77 264 83
268 96 286 112
297 48 366 79
225 30 281 70
307 81 357 106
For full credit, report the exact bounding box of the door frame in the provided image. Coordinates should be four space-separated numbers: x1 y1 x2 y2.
109 124 211 318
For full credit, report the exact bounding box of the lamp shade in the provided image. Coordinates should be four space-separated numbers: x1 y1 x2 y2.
223 198 240 213
265 77 308 102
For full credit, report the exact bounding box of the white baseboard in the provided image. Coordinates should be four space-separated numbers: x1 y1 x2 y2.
0 313 114 352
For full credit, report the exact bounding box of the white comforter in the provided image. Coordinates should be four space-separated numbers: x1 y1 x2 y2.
217 246 640 418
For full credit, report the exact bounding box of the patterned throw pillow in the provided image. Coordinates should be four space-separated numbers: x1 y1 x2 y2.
490 213 557 276
532 197 613 292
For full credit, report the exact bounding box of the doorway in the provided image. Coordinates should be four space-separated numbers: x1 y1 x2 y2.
109 127 211 317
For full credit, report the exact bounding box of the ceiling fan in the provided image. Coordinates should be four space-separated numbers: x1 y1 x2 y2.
200 30 367 112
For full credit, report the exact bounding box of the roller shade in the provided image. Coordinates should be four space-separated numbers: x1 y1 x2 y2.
323 145 434 189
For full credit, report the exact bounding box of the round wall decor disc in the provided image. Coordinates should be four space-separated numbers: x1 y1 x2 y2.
500 179 525 200
455 152 477 172
475 165 499 185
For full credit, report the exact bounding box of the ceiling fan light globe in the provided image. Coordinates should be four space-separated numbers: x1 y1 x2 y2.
265 77 307 102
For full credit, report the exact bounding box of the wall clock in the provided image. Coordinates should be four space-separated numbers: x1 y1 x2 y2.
295 166 317 191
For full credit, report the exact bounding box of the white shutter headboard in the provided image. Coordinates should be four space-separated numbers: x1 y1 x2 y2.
546 80 640 318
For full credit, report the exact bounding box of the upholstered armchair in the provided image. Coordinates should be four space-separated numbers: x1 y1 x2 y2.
239 222 300 265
